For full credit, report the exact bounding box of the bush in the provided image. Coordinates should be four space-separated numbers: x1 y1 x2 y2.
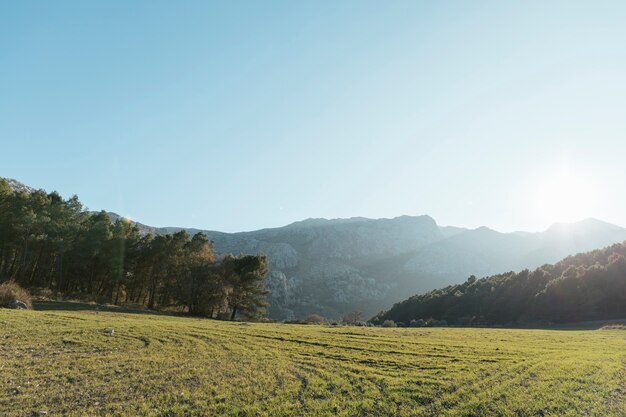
381 320 396 328
342 311 365 325
410 319 426 327
0 281 32 309
303 314 326 325
423 318 447 327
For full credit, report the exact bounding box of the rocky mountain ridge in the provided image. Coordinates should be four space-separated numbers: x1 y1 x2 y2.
6 177 626 320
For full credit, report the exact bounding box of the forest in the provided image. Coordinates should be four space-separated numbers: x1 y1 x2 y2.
372 241 626 326
0 179 269 319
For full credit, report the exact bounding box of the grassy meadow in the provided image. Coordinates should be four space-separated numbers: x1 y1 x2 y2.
1 306 624 417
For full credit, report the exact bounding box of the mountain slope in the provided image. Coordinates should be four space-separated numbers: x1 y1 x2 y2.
373 241 626 325
200 215 444 319
6 177 626 320
123 216 626 320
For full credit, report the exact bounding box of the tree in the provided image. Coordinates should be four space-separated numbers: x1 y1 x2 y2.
222 254 269 320
0 181 271 320
303 314 326 325
172 233 222 315
342 311 364 325
372 243 626 326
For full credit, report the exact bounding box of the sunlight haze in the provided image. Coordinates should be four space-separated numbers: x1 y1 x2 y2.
2 1 625 232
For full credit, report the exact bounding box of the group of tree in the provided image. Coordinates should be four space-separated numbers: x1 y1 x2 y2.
0 179 269 319
372 242 626 325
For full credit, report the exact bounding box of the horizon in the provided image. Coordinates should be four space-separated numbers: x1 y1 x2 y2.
4 175 622 235
3 1 626 233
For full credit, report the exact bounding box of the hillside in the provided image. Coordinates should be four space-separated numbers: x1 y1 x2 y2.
1 305 625 416
112 212 626 321
126 215 626 321
5 177 626 320
373 242 626 326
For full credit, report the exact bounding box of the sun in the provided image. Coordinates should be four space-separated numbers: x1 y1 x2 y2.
529 166 597 226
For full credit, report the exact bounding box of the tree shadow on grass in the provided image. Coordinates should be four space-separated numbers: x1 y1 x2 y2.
33 300 187 317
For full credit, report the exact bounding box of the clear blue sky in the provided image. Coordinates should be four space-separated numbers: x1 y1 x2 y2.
2 1 626 232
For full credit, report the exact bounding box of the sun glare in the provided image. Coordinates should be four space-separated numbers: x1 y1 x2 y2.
529 166 598 227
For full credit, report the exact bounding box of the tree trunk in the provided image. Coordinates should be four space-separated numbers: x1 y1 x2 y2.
28 246 43 285
114 282 121 305
7 249 19 279
57 254 63 293
148 279 157 310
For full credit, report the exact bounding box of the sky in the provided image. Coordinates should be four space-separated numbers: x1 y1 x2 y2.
2 1 626 233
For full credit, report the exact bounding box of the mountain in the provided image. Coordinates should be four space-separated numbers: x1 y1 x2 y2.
372 241 626 325
124 215 626 320
5 177 626 320
401 218 626 284
155 215 444 320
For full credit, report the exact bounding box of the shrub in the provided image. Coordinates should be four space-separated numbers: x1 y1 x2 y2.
381 320 396 328
303 314 326 325
0 281 32 309
410 319 426 327
424 319 447 327
342 311 365 325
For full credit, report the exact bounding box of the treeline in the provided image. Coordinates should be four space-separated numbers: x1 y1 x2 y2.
0 179 268 319
372 242 626 325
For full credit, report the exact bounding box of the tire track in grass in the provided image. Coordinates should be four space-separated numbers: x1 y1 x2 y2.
425 354 544 414
189 324 540 415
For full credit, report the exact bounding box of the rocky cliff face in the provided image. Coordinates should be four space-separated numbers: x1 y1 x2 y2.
187 217 626 320
196 217 626 320
201 215 444 320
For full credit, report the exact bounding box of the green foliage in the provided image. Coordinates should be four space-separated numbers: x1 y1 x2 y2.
0 179 269 318
373 242 626 325
1 306 624 416
221 254 269 320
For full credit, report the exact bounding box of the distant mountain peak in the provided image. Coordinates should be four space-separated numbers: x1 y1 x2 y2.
469 226 503 236
545 218 622 235
284 217 369 229
284 214 436 229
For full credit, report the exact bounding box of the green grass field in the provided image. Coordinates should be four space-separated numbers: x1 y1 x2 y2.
1 306 624 417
